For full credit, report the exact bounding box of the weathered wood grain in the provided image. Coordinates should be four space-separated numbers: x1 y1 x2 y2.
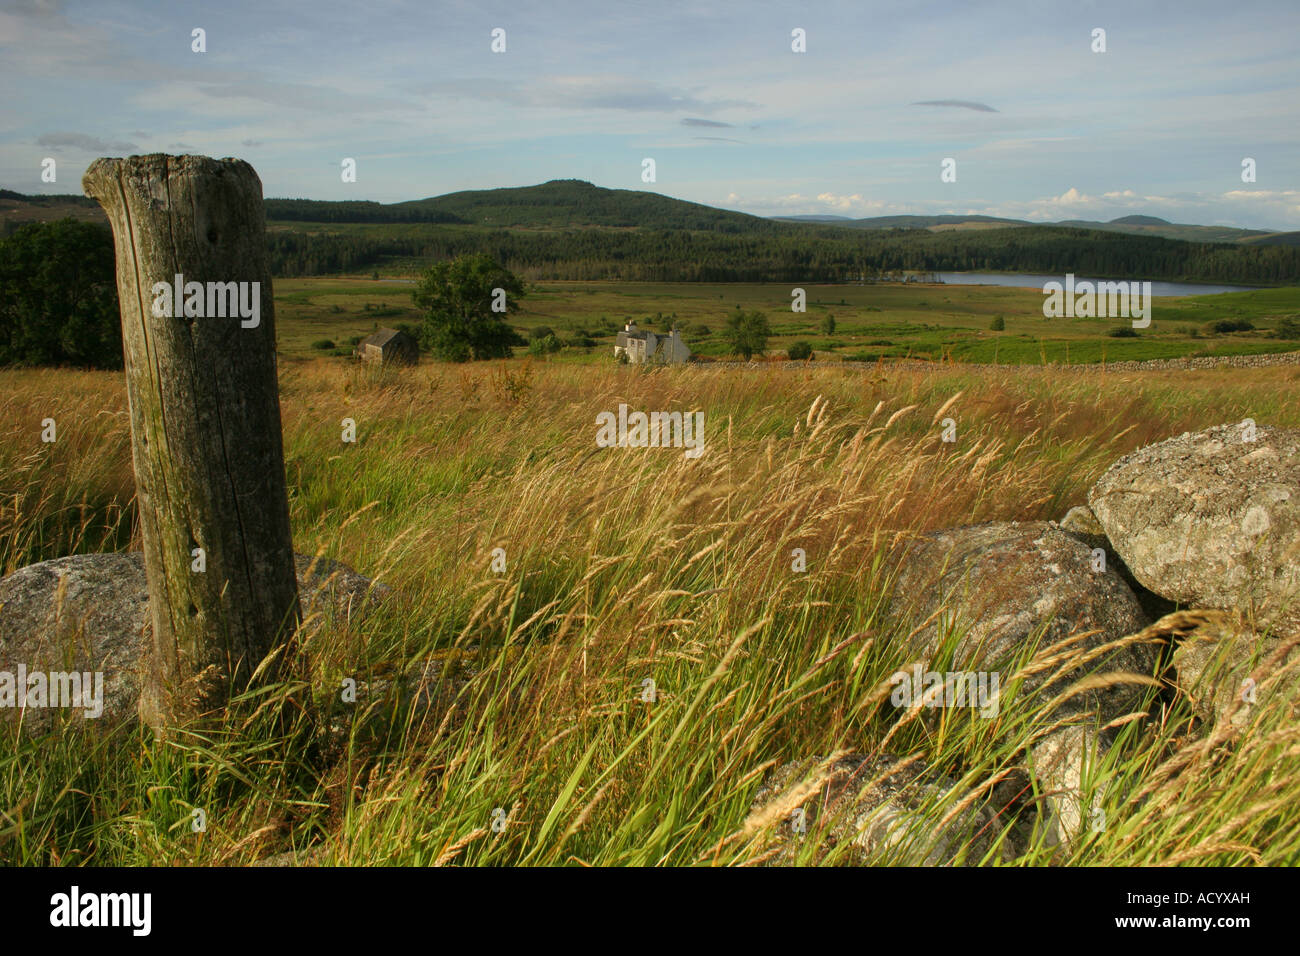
83 154 300 730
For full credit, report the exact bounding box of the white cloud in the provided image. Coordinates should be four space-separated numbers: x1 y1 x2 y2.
725 190 894 215
1223 189 1300 201
714 184 1300 230
3 0 1298 229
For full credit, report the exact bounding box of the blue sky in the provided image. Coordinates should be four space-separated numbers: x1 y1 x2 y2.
3 0 1298 229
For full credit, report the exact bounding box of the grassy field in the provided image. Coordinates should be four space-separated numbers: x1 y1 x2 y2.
274 277 1300 365
3 359 1299 865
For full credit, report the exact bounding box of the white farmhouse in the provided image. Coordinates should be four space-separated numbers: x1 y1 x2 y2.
613 320 691 364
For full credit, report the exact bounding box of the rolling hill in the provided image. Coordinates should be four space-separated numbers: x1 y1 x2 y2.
0 189 106 229
273 184 1300 247
5 179 1289 242
388 179 774 231
5 180 1299 283
1056 217 1274 244
775 213 1027 230
776 208 1282 245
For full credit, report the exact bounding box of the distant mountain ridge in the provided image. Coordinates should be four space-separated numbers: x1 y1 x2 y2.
387 179 771 231
774 209 1287 245
4 179 1293 244
778 214 854 222
1110 215 1171 225
5 181 1299 281
774 213 1025 229
380 181 1297 245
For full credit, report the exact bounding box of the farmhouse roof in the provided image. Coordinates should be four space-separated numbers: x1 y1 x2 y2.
361 327 409 347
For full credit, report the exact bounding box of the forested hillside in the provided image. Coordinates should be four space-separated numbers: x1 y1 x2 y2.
6 182 1299 283
264 221 1300 284
263 198 468 224
389 178 769 230
262 181 1300 283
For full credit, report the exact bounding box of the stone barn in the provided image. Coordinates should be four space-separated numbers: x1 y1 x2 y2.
355 328 418 366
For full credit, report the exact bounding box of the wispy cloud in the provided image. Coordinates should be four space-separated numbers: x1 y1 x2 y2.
720 184 1298 227
418 76 757 114
10 0 63 18
725 191 886 215
197 80 408 114
911 100 998 112
2 0 1297 228
35 131 137 152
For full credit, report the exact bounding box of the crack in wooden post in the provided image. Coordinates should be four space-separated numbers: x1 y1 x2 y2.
83 154 301 732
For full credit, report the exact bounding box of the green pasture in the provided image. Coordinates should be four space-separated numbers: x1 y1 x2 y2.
272 278 1300 365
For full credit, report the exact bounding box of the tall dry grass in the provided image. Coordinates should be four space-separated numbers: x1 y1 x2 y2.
2 358 1298 865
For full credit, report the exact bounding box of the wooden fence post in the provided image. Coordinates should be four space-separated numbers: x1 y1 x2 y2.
83 154 301 731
